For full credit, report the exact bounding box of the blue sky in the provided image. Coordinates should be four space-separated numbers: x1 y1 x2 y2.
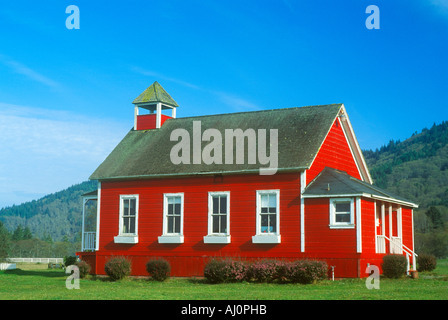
0 0 447 208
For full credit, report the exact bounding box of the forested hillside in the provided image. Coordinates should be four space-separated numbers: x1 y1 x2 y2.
0 180 97 243
364 120 448 258
364 121 448 209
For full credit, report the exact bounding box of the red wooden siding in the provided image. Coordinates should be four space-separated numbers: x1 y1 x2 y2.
361 198 376 255
303 197 359 277
401 207 414 253
307 117 361 184
96 172 302 276
136 114 172 130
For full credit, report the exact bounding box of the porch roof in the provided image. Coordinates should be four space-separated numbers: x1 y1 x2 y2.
302 167 418 208
82 190 98 198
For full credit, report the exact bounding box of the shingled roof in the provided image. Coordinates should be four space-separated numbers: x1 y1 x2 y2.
303 167 418 207
132 81 179 108
90 104 343 180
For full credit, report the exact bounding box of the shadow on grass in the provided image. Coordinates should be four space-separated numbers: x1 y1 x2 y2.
4 268 65 278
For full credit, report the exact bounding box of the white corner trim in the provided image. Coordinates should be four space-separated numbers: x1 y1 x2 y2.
300 170 306 252
356 197 362 253
95 181 101 251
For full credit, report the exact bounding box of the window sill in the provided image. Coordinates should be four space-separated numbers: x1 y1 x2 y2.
329 224 355 229
203 235 231 244
114 235 138 244
158 235 184 244
252 234 281 244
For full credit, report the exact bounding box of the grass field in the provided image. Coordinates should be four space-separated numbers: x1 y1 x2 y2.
0 260 447 300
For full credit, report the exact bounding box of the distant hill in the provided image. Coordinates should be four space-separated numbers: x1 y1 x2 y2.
0 180 97 242
1 121 447 245
363 121 448 210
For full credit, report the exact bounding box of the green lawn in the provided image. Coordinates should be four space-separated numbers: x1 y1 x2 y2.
1 260 447 300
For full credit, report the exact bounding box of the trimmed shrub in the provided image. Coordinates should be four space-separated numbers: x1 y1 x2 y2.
146 258 171 281
104 256 131 281
382 254 407 278
203 258 247 283
223 259 247 282
247 259 284 283
203 258 328 284
204 259 228 283
417 253 437 272
76 260 91 279
289 260 328 284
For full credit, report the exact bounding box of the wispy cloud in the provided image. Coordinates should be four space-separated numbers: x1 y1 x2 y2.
130 67 201 90
431 0 448 10
0 55 61 89
428 0 448 17
211 91 261 112
131 67 261 112
0 103 129 208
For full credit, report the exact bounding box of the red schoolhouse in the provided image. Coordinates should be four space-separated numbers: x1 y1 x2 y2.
78 82 418 278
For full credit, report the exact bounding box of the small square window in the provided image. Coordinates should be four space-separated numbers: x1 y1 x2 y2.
330 198 354 228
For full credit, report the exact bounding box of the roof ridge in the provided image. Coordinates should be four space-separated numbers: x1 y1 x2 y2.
171 103 343 121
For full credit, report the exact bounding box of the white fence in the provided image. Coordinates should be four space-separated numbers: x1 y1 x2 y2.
7 258 64 263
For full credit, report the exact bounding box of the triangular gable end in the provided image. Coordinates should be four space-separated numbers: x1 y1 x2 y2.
338 104 373 184
305 104 373 185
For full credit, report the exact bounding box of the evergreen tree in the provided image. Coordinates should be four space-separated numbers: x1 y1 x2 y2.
12 225 24 241
425 206 444 230
0 222 10 262
22 226 33 240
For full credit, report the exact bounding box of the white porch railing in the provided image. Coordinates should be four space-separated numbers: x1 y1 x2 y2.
82 232 96 251
378 235 418 274
376 235 386 253
390 236 403 254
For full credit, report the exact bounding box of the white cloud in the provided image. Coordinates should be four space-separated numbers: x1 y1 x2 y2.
0 103 129 208
0 55 61 89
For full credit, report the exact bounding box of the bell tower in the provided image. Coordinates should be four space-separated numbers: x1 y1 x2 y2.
132 81 179 130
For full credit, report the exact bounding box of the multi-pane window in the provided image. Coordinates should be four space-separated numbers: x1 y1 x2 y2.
120 195 138 235
166 195 182 234
204 192 230 244
253 190 280 243
159 193 184 244
330 198 354 228
260 193 277 233
210 193 228 234
335 202 351 223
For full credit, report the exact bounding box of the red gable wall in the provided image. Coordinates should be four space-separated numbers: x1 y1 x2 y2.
306 117 361 184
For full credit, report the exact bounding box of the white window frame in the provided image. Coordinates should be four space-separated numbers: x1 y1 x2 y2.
114 194 139 244
329 198 355 229
252 190 281 244
204 191 231 244
158 193 184 244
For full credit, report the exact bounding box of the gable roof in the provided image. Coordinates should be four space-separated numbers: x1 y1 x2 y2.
132 81 179 108
90 104 349 180
303 167 418 208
